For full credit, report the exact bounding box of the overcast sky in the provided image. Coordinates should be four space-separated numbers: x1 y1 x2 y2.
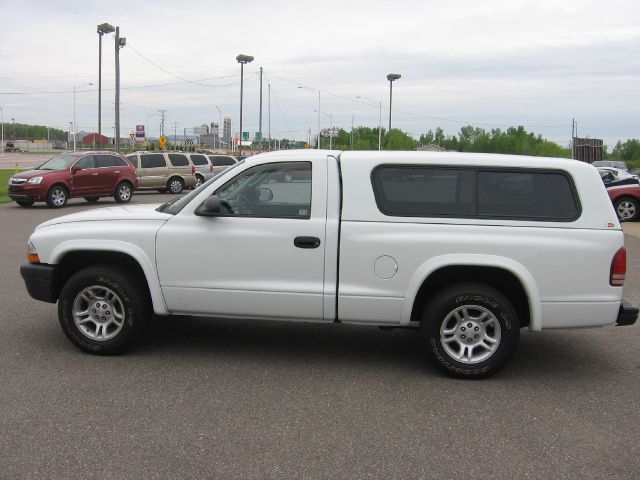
1 0 638 148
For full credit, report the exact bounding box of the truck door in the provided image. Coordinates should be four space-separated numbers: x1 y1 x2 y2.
156 157 330 322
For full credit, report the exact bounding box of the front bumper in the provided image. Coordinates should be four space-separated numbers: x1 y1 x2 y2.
20 263 57 303
616 300 639 326
8 184 44 202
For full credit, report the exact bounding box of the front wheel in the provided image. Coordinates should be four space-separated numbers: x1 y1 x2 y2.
58 265 150 355
615 197 640 221
194 175 204 188
114 182 132 203
420 283 520 379
46 185 68 208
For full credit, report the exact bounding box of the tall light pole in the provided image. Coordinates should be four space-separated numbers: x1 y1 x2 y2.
12 118 15 141
356 96 382 150
0 105 4 151
386 73 401 135
236 54 254 157
314 110 332 149
97 23 115 150
298 86 321 149
114 26 126 153
73 82 93 151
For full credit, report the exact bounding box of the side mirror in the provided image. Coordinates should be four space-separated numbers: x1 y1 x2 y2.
258 187 273 202
71 166 81 173
195 195 222 216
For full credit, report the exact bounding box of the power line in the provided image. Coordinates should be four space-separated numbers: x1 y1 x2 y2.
266 71 571 130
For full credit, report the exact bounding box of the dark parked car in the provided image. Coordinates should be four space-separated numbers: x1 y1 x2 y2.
8 151 138 208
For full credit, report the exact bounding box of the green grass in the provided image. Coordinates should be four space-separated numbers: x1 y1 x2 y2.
0 169 22 204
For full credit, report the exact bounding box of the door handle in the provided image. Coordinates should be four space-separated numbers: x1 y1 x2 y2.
294 236 321 249
114 170 120 174
92 173 99 176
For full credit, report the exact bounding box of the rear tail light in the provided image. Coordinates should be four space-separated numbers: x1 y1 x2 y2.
610 247 627 286
210 164 214 173
192 165 196 175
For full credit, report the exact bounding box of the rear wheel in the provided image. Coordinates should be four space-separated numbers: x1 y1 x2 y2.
84 197 99 203
420 282 520 379
46 185 68 208
194 174 204 188
114 182 132 203
16 200 34 207
58 265 150 355
614 196 639 221
167 177 184 194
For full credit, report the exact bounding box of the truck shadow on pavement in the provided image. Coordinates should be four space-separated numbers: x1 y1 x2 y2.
132 315 626 380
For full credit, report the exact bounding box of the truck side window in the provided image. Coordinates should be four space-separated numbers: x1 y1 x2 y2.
214 162 312 218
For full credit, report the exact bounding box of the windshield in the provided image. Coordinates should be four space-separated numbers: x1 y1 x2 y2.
157 159 245 215
38 154 81 171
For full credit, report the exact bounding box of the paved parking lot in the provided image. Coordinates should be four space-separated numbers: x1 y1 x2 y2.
1 193 639 479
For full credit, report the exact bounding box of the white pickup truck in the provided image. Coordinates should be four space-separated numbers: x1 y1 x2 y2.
20 150 638 378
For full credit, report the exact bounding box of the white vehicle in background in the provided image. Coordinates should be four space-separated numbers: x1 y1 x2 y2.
20 150 638 379
597 167 638 186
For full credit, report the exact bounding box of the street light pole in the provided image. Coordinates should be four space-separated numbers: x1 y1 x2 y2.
97 23 115 150
236 54 254 157
386 73 401 134
0 106 4 151
114 26 126 153
73 82 93 151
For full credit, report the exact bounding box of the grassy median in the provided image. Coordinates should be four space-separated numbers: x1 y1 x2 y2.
0 169 21 204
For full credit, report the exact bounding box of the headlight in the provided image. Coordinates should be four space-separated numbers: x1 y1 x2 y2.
27 239 40 264
28 176 43 184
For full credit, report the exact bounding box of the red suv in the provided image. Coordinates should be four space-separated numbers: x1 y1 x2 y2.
8 151 138 208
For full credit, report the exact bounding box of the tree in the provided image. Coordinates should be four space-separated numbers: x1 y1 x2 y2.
611 139 640 162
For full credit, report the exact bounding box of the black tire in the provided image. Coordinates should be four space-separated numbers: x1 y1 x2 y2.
16 200 34 207
58 265 150 355
614 196 640 222
167 177 184 194
114 181 133 203
46 185 68 208
194 174 204 189
420 282 520 379
84 197 100 203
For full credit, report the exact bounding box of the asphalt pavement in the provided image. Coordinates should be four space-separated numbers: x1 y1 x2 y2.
1 192 639 479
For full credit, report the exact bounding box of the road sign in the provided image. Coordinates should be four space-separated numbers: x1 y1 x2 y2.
242 131 250 141
159 135 167 149
321 128 339 138
129 132 135 141
135 125 145 138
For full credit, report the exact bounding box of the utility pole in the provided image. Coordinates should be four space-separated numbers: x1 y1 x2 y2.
351 115 354 150
259 67 263 150
114 26 126 153
159 109 166 137
268 83 271 150
173 121 178 148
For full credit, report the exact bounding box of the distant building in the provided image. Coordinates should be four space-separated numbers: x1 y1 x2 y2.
193 124 209 136
82 133 109 146
573 137 603 164
416 143 446 152
223 117 231 143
